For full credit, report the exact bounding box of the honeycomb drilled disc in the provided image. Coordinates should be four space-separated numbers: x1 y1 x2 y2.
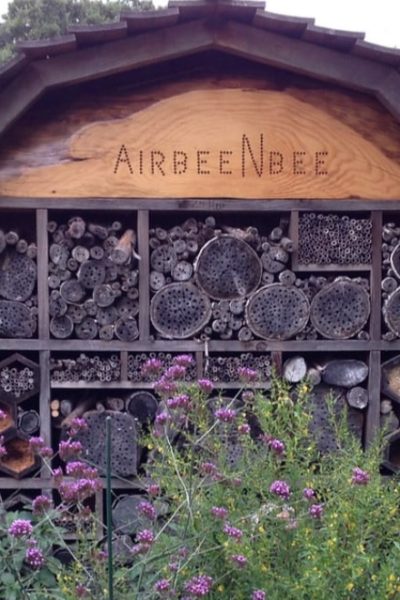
0 301 35 338
0 252 36 302
310 279 370 339
245 284 309 340
151 282 211 339
383 288 400 337
195 235 262 300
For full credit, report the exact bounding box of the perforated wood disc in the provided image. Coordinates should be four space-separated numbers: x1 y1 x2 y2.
150 245 177 274
151 282 211 339
383 288 400 336
0 301 35 338
77 410 137 477
77 260 106 289
195 236 262 300
0 252 36 302
390 243 400 279
245 284 309 340
310 279 370 339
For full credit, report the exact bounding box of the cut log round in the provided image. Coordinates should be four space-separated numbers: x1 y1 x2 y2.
390 243 400 279
77 260 106 289
60 280 85 304
67 217 86 239
18 410 40 435
115 318 139 342
75 410 137 477
50 315 74 339
75 317 98 340
49 292 68 318
96 306 118 326
321 360 368 388
116 296 139 319
99 324 115 340
126 391 158 424
0 301 35 338
112 495 148 535
283 356 307 383
151 282 212 339
245 284 309 341
111 229 136 265
90 245 105 261
93 284 115 308
0 252 36 302
150 270 165 291
346 387 369 409
172 261 193 282
67 304 86 324
195 236 262 300
310 278 370 339
151 245 177 274
72 245 90 264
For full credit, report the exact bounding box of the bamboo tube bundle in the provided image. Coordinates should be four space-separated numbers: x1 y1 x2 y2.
50 353 121 384
127 352 196 382
205 353 272 383
48 217 139 340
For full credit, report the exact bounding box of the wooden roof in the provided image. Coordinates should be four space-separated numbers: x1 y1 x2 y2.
0 0 399 135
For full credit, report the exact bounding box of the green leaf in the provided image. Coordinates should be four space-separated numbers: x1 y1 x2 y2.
0 572 15 586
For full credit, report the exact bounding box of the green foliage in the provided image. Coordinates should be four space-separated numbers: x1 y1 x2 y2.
0 0 153 64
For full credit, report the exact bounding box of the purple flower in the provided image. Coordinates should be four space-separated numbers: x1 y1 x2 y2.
252 591 266 600
238 423 251 435
200 462 218 475
154 579 170 593
197 379 214 394
32 495 53 515
147 483 161 496
51 467 63 483
167 394 190 409
184 574 213 597
137 529 155 545
29 436 45 452
8 519 33 537
164 364 187 381
269 480 291 500
309 504 324 519
0 409 7 421
303 487 316 500
0 435 7 458
215 407 237 423
154 378 178 397
69 417 88 437
268 438 285 455
39 446 53 458
138 500 157 521
237 367 258 383
210 506 228 519
231 554 247 568
25 546 45 569
242 391 255 403
59 439 83 461
75 584 90 598
223 523 243 540
351 467 370 485
65 461 98 479
155 411 170 425
142 358 164 377
58 478 101 503
173 354 194 367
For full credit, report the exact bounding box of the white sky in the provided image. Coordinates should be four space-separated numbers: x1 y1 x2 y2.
0 0 399 48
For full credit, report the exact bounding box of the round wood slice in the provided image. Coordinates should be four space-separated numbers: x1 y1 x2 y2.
77 260 106 289
96 306 118 326
383 288 400 337
390 243 400 280
310 278 370 339
172 260 193 282
115 318 139 342
151 282 211 339
49 292 68 318
245 284 309 341
0 252 36 302
195 235 262 300
93 284 115 307
116 296 139 319
60 279 85 304
75 317 98 340
112 494 148 535
50 315 74 339
150 245 177 274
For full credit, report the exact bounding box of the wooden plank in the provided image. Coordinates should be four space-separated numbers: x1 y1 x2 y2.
365 350 380 446
138 210 150 340
39 350 51 477
36 209 49 340
120 351 128 381
3 89 400 199
0 197 400 212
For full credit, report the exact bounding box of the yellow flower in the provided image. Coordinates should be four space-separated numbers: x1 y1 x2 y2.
261 564 268 572
258 525 265 533
217 585 225 592
346 582 354 591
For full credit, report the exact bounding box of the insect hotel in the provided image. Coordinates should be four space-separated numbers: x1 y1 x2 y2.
0 0 400 543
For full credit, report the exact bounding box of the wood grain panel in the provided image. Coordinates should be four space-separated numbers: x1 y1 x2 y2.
1 89 400 199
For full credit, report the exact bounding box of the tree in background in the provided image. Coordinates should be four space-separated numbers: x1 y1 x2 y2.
0 0 153 64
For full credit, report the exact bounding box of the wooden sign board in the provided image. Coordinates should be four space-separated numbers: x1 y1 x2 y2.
1 89 400 199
